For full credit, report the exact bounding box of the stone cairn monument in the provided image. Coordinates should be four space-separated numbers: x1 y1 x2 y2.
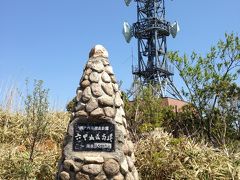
57 45 139 180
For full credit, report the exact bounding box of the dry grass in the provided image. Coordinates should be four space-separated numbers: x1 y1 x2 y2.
135 128 240 180
0 109 69 180
0 81 22 112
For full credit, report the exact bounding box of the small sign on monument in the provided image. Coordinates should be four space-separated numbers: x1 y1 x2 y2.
73 122 115 152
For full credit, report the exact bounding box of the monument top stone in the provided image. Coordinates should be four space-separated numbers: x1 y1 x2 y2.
89 44 109 58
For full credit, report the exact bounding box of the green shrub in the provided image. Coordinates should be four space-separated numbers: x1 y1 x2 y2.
124 86 165 140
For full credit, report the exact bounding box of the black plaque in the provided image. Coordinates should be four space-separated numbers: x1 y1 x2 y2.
73 122 115 152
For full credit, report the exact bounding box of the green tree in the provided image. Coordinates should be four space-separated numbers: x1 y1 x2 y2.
124 85 167 141
168 33 240 146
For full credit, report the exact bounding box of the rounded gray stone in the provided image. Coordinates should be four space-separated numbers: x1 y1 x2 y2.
119 106 126 117
91 83 103 97
82 164 102 176
117 124 127 137
71 112 75 118
105 65 114 75
81 80 90 88
60 171 70 180
122 143 129 155
103 159 120 177
101 58 110 66
89 71 100 83
94 171 107 180
111 75 117 83
102 72 111 83
131 153 136 163
102 83 114 96
88 60 104 73
114 109 123 125
84 75 89 80
84 68 92 76
126 156 134 171
86 98 98 112
90 108 104 117
104 107 116 118
113 173 124 180
75 102 85 111
84 156 104 164
76 90 83 101
75 110 88 117
112 83 119 92
82 86 92 102
98 95 114 106
122 117 127 128
63 159 80 172
125 172 134 180
120 157 129 175
115 129 125 144
75 161 84 170
76 172 90 180
89 45 108 58
127 140 134 155
132 167 139 180
114 92 123 107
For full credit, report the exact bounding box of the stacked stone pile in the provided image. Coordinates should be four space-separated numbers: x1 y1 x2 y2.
57 45 139 180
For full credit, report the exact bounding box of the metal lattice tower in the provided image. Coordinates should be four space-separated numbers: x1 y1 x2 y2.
124 0 181 98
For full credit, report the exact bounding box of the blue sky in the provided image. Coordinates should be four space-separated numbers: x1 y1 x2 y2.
0 0 240 109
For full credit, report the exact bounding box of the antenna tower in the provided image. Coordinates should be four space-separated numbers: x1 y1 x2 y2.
123 0 181 99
